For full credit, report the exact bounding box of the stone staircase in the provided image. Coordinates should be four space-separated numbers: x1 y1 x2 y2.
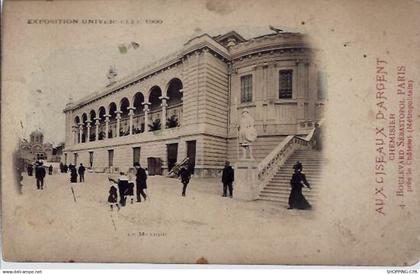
258 148 324 208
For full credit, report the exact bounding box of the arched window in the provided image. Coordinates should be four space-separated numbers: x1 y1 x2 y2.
148 86 162 131
119 97 130 136
132 92 145 134
108 102 117 138
98 107 106 140
166 78 183 128
89 110 96 141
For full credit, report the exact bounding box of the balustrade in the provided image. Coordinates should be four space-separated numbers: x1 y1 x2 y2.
73 104 183 144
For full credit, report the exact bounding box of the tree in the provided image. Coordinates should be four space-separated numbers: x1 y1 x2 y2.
166 115 179 128
149 119 161 131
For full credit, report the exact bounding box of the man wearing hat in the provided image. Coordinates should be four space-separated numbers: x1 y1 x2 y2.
134 162 148 202
34 160 46 190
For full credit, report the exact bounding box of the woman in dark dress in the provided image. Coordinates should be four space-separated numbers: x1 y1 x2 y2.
288 161 312 210
70 165 78 183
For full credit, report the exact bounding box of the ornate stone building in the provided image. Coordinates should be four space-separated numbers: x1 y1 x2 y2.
63 31 324 176
20 130 53 162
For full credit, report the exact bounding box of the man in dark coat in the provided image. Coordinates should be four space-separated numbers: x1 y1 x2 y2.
134 162 147 202
78 163 86 182
178 162 192 197
288 161 312 210
63 164 68 173
221 161 235 198
59 162 64 173
34 161 46 190
48 165 53 175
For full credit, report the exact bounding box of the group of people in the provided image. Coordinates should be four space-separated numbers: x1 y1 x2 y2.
107 162 148 211
69 163 86 183
27 156 311 211
105 158 235 211
59 162 69 173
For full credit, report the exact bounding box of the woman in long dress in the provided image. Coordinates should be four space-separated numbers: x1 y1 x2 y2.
288 161 312 210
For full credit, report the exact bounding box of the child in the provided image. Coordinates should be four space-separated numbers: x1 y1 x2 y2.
109 172 130 207
107 177 120 211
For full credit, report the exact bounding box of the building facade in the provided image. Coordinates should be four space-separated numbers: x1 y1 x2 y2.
63 31 324 176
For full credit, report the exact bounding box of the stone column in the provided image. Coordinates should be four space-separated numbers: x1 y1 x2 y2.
159 96 169 129
142 102 151 132
78 123 84 143
86 121 91 142
95 118 100 141
72 126 78 144
104 114 110 139
296 59 306 132
178 89 183 125
128 107 135 135
115 111 122 137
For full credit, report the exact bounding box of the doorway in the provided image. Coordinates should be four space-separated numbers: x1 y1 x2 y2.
89 151 94 167
166 143 178 172
133 147 141 166
108 149 114 167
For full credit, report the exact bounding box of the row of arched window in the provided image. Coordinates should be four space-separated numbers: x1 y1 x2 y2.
73 78 183 144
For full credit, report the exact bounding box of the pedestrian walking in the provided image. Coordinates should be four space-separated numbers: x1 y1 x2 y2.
34 161 46 190
134 162 148 202
178 161 192 197
221 161 235 198
288 161 312 210
78 163 86 182
69 164 78 183
48 165 53 175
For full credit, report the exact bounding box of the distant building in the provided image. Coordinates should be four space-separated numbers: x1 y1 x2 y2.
19 129 53 162
51 142 65 162
63 30 325 176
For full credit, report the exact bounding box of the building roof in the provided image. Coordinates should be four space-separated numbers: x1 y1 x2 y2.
64 30 304 112
30 129 44 137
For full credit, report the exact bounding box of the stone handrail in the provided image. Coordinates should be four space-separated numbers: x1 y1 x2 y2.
257 119 324 192
257 135 309 184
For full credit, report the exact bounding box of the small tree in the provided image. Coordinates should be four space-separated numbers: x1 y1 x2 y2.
166 115 179 128
149 119 161 131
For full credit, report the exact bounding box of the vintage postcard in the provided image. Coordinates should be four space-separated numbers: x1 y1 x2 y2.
1 0 419 266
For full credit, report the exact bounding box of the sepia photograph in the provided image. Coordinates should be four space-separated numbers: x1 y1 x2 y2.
1 0 419 268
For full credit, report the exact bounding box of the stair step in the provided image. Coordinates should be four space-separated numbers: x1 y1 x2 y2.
258 148 323 206
264 186 318 190
272 175 322 180
261 189 318 195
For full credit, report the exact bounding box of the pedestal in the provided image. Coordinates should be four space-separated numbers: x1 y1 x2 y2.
234 159 259 201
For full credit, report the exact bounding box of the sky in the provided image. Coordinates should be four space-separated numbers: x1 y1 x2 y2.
5 0 416 147
4 0 303 145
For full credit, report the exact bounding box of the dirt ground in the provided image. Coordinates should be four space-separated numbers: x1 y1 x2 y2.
5 171 337 265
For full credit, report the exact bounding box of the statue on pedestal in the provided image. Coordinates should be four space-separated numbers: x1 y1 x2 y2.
238 108 257 160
